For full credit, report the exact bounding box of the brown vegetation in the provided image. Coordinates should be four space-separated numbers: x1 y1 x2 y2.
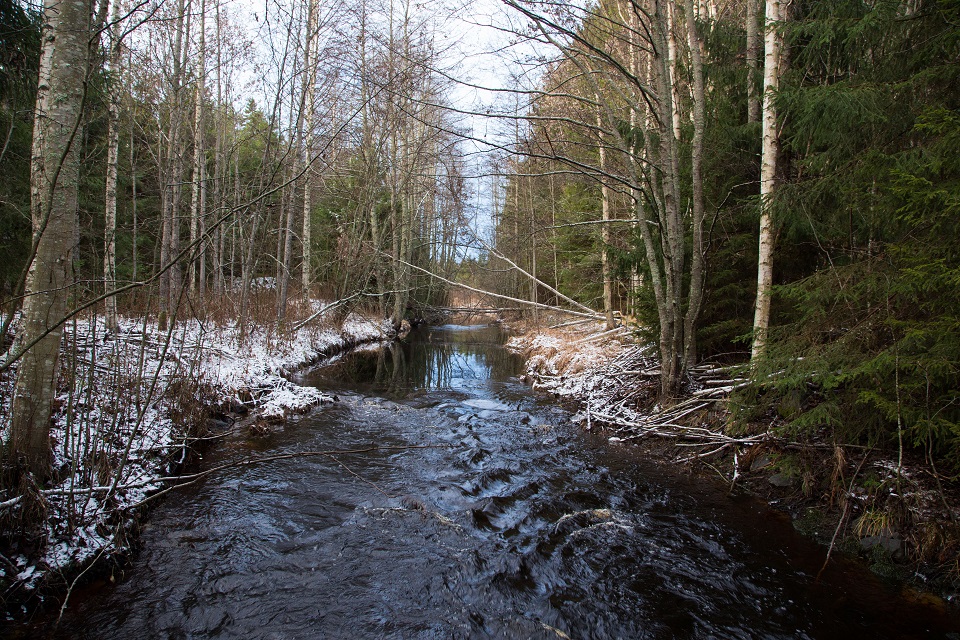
509 317 960 599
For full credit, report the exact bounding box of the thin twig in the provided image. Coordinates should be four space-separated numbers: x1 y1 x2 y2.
817 449 872 581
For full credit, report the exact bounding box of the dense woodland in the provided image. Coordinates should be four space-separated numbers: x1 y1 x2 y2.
0 0 959 589
486 0 960 469
1 0 469 484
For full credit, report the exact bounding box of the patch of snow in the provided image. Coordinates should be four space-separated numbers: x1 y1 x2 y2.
0 304 394 596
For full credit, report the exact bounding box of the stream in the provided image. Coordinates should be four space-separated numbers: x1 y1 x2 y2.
46 324 959 638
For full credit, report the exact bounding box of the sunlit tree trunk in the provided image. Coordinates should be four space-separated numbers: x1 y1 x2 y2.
751 0 782 361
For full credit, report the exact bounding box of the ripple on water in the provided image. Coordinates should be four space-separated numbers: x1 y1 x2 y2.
48 325 960 640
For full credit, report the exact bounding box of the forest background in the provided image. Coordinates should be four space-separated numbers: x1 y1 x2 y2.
0 0 959 594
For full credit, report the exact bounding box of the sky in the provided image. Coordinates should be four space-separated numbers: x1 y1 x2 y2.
123 0 557 251
430 0 555 244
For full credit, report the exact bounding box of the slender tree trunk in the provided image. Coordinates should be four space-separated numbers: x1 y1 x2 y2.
650 0 685 400
387 6 406 324
626 8 644 317
211 0 225 296
103 0 123 331
277 157 296 321
358 0 384 316
275 178 287 290
8 0 92 482
159 0 189 328
129 67 138 284
527 174 538 325
240 11 290 339
666 1 682 141
596 95 615 330
751 0 782 361
683 0 707 368
549 172 558 294
301 0 316 293
188 0 206 299
278 11 305 323
511 160 521 299
130 148 137 286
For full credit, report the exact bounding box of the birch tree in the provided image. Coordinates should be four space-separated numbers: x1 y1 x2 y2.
158 0 190 328
7 0 96 482
751 0 782 361
301 0 317 293
745 0 760 123
103 0 124 331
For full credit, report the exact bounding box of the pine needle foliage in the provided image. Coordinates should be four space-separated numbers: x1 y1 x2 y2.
0 0 40 298
754 0 960 464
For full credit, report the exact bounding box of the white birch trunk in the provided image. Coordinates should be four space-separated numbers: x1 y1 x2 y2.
596 95 615 330
188 0 206 298
103 0 122 331
751 0 782 361
10 0 90 480
301 0 316 292
683 0 707 368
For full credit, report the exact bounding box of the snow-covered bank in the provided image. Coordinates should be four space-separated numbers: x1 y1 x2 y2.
0 309 393 608
505 321 663 426
507 319 960 601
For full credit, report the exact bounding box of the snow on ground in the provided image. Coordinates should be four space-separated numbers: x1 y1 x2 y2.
505 323 645 415
0 308 393 598
507 321 960 590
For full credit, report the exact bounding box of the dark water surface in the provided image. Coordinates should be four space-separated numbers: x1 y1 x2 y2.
49 325 959 638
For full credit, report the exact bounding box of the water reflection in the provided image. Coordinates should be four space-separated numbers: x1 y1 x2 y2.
34 323 960 640
305 324 522 397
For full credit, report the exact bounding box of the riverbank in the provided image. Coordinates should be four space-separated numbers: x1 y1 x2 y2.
505 317 960 607
21 321 959 638
0 305 394 617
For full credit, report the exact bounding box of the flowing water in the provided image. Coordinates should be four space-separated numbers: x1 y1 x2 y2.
45 325 959 638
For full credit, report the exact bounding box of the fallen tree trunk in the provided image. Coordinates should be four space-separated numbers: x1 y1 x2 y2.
392 256 606 321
